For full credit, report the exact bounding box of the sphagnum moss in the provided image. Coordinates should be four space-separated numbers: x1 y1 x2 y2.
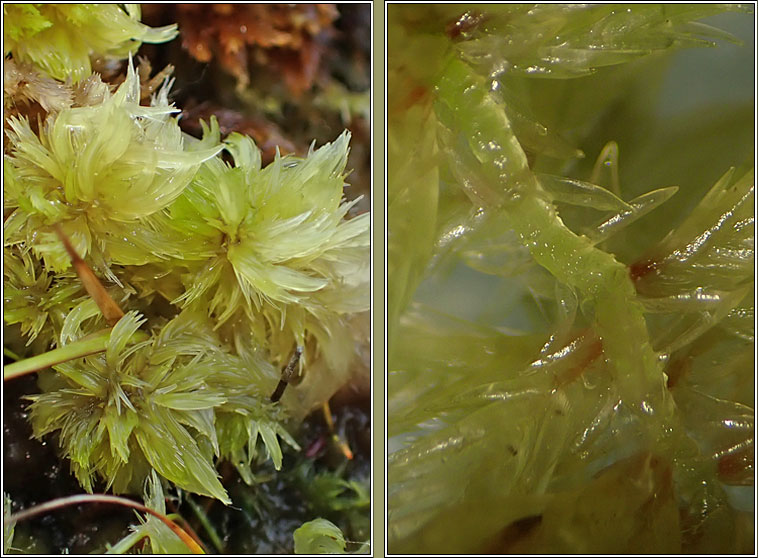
3 4 178 82
388 4 753 554
4 3 370 553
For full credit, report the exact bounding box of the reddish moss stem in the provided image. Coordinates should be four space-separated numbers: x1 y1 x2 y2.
5 493 205 554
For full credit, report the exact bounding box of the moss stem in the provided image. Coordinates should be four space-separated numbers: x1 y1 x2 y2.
3 328 148 381
5 494 204 554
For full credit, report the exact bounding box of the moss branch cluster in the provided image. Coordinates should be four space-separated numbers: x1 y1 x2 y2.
4 4 370 553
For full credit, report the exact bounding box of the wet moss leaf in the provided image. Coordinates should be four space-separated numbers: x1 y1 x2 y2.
293 518 347 554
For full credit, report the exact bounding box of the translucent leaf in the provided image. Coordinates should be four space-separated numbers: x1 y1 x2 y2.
636 168 754 294
490 84 583 160
174 408 219 456
225 132 262 174
718 288 754 342
657 168 754 279
152 390 226 411
537 173 632 211
103 404 138 464
52 360 106 396
460 219 535 277
673 21 743 46
674 387 754 470
293 518 347 554
589 186 679 243
106 311 146 369
388 104 440 344
456 4 745 79
589 141 620 195
461 241 534 277
646 285 751 355
134 407 230 504
259 422 284 470
638 286 742 313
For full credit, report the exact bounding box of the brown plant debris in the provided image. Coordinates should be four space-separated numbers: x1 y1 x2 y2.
176 4 339 95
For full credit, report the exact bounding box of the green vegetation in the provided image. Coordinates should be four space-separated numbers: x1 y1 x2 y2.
388 4 753 554
3 4 177 82
4 3 369 554
293 518 347 554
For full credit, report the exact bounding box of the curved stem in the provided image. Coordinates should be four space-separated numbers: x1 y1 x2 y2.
435 56 675 439
4 494 204 554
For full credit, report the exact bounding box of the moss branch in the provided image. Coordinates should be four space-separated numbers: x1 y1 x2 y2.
434 56 679 444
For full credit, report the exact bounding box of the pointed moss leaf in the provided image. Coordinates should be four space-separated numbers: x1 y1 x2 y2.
634 169 754 297
225 132 262 174
53 360 106 396
106 311 146 369
648 285 750 355
245 419 261 463
388 106 439 342
674 21 743 46
293 518 347 555
259 422 284 470
103 404 138 463
537 173 633 211
175 408 220 455
144 470 167 513
229 246 329 299
657 169 753 277
590 186 679 243
192 116 223 151
719 289 754 342
135 407 230 504
638 287 743 313
59 298 102 345
540 46 653 73
590 141 621 195
276 422 301 452
152 390 227 411
491 85 583 160
674 387 754 465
